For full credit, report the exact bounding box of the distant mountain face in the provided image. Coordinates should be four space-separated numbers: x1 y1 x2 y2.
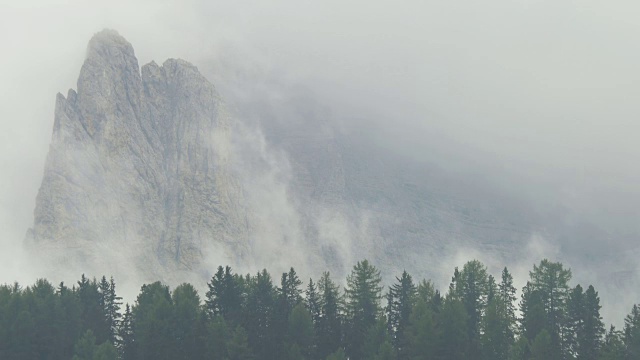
26 30 249 282
31 30 636 290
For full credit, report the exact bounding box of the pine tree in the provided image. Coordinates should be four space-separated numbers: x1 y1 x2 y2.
345 259 383 360
405 298 439 359
567 284 585 357
117 304 134 360
288 303 316 359
598 326 625 360
245 269 276 359
624 304 640 359
530 329 554 360
317 271 343 360
455 260 489 356
227 326 254 360
362 317 396 360
132 281 175 360
386 270 417 358
439 292 468 360
274 268 304 358
172 283 206 360
78 275 110 345
579 285 604 359
98 276 122 344
528 259 572 359
498 267 517 339
519 282 547 342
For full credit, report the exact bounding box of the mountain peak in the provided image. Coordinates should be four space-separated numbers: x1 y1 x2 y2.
86 29 134 60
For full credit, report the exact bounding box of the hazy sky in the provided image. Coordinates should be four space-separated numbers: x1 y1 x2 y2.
1 0 639 315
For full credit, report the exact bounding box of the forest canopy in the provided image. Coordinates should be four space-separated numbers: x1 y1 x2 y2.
0 259 638 360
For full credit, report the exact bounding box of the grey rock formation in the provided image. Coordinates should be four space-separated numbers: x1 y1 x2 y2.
27 30 248 281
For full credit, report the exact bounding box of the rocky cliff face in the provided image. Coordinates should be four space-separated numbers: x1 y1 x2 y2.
27 30 248 281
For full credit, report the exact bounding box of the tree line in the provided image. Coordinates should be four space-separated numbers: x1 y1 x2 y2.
0 258 639 360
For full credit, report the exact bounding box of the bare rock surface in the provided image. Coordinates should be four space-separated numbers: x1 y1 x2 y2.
27 30 248 282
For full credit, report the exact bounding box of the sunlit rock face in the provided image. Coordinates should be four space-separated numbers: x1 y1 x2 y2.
27 30 248 282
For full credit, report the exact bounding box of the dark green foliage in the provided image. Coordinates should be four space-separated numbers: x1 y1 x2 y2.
455 260 489 356
624 304 640 359
568 284 604 360
244 269 277 359
325 347 348 360
530 329 554 360
528 259 572 359
317 271 343 359
481 267 516 360
72 330 117 360
362 317 396 360
599 326 625 360
386 270 417 358
206 266 244 325
440 293 469 360
405 298 439 359
345 259 383 360
132 281 174 360
288 303 316 359
0 259 635 360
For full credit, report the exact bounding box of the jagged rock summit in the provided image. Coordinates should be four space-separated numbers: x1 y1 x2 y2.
27 30 248 281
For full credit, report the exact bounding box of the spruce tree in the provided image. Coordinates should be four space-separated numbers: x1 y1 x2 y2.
386 270 417 358
579 285 604 359
624 304 640 359
245 269 276 359
317 271 343 360
345 259 383 360
405 298 439 359
599 326 625 360
117 304 134 360
528 259 572 359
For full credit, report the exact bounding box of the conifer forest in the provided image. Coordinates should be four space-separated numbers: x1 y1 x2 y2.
1 259 638 360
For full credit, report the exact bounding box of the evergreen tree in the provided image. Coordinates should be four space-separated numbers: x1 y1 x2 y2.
386 270 417 358
567 284 585 357
579 285 604 359
73 330 98 360
405 298 440 359
481 267 516 360
117 304 134 360
519 282 547 342
498 267 517 340
528 259 572 359
132 281 175 360
530 329 554 360
78 275 110 345
306 278 322 326
317 271 343 360
98 276 122 344
53 281 83 359
345 259 383 360
228 325 254 360
598 326 625 360
288 303 316 359
362 317 396 360
456 260 489 356
245 269 276 359
172 283 206 360
439 292 468 360
624 304 640 359
326 348 348 360
206 266 244 325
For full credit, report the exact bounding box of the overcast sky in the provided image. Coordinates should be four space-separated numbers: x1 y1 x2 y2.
1 0 639 315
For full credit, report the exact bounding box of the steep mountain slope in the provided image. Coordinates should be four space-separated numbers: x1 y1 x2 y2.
26 30 248 282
